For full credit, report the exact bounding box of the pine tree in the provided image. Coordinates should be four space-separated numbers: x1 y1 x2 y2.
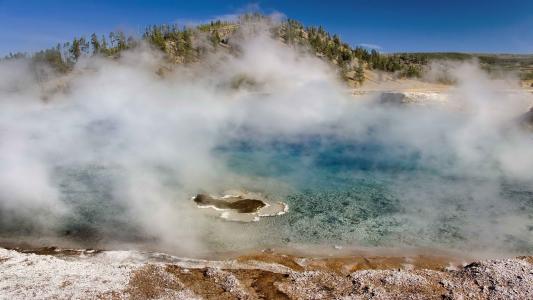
90 33 100 54
79 37 89 55
101 35 108 55
109 32 116 48
144 26 165 50
69 38 81 61
116 32 127 51
355 63 365 85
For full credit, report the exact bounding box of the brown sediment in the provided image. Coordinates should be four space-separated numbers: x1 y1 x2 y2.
138 255 533 300
164 265 291 299
127 265 184 300
518 256 533 264
1 240 464 271
1 246 532 299
235 251 459 274
237 253 306 272
193 193 266 213
2 245 103 257
164 266 233 299
123 250 474 299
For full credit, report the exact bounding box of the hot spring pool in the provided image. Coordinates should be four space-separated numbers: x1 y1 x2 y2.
1 104 532 257
209 135 533 254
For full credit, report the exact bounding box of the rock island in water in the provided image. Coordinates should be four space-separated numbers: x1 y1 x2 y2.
192 191 288 222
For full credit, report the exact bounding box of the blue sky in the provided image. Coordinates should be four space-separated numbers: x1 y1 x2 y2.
1 0 532 56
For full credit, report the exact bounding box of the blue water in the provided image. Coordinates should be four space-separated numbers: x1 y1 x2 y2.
214 135 533 253
2 129 530 255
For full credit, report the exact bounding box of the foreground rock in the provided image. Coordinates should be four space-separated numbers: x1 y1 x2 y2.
1 247 532 299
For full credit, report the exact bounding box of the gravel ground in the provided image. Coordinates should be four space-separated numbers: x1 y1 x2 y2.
0 247 532 299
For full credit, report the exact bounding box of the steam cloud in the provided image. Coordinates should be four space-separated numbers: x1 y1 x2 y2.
0 24 532 256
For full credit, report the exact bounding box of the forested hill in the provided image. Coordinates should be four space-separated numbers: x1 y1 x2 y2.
3 13 533 85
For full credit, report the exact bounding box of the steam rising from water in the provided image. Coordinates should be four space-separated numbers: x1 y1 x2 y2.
0 27 532 256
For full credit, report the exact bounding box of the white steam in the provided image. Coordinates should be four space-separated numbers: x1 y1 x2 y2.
0 27 532 255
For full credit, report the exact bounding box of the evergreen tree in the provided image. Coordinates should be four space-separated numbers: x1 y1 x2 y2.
79 37 89 55
33 47 69 73
101 35 108 55
90 33 100 54
116 32 127 51
69 38 81 61
144 26 166 50
109 32 116 48
355 63 365 85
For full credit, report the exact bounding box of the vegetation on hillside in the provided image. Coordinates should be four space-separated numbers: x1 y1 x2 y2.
3 13 532 86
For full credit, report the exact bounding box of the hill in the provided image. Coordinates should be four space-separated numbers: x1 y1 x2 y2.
2 13 532 87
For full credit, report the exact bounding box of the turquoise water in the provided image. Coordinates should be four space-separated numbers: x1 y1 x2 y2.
1 112 531 255
215 135 533 254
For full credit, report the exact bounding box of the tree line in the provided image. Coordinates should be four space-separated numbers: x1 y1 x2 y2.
2 14 431 83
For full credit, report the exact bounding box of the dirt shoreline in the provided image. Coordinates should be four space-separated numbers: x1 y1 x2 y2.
1 245 532 299
0 239 477 262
